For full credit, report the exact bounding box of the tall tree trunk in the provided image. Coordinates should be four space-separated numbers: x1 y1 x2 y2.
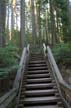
55 4 60 43
21 0 25 49
31 0 37 45
0 0 6 47
6 0 10 42
36 0 42 45
66 0 71 29
11 0 17 40
7 0 10 29
45 9 48 45
50 0 57 46
11 0 14 36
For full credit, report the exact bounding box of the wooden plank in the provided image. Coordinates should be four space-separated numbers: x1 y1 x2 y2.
13 47 27 89
25 105 62 108
26 78 52 84
23 96 60 104
13 45 29 88
25 83 54 89
28 66 48 70
26 73 50 78
27 70 49 74
43 43 46 55
29 60 46 64
47 46 71 108
47 46 71 95
47 46 63 82
24 89 57 96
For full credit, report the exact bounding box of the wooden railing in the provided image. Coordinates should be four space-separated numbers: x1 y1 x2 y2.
0 45 30 108
47 46 71 108
43 43 46 56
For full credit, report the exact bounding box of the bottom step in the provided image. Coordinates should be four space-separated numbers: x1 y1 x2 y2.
24 105 63 108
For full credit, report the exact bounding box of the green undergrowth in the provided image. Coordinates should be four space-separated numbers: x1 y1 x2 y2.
0 43 20 79
52 43 71 65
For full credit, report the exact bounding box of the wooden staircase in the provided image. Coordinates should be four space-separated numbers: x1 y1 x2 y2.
17 54 64 108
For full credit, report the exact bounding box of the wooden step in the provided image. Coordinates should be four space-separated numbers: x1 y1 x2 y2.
26 78 52 84
30 55 44 57
30 55 43 57
30 56 44 58
57 101 63 107
27 70 49 74
25 105 63 108
21 89 58 97
20 96 60 105
30 57 43 58
25 83 54 90
26 73 50 79
17 54 63 108
28 64 47 67
29 60 46 64
28 66 48 71
30 58 44 60
18 104 23 108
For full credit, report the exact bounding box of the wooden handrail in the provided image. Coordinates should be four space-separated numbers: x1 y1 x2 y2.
13 47 27 89
47 46 71 108
43 43 46 55
27 44 30 53
47 46 71 94
0 45 30 108
13 44 30 89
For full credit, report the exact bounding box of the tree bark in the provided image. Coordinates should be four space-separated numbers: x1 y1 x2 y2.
31 0 37 45
0 0 6 47
20 0 25 49
11 0 14 33
50 0 57 46
7 0 10 29
45 9 49 45
66 0 71 29
36 0 41 45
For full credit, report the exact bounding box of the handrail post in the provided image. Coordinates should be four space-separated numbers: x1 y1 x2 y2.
43 43 46 56
27 44 30 53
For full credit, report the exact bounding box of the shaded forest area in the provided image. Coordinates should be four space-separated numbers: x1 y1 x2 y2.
0 0 71 96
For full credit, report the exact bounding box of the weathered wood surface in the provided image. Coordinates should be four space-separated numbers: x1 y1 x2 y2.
43 43 46 55
13 47 27 89
47 46 71 108
47 46 71 95
13 44 30 89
